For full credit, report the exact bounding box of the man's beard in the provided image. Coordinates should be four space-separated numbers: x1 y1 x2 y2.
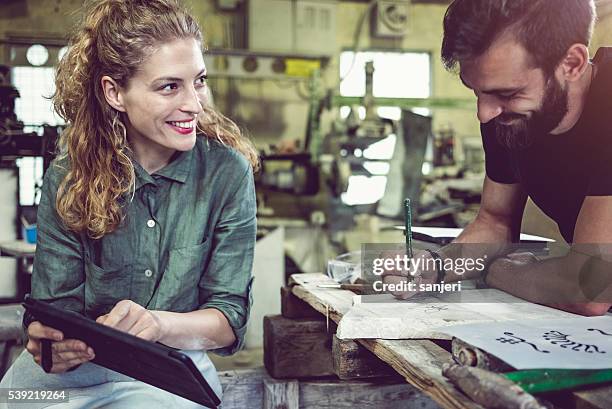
495 76 569 150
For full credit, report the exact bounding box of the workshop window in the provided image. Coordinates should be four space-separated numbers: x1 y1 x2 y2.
341 134 396 206
15 157 44 206
12 66 64 133
339 50 431 120
338 51 430 205
12 66 63 206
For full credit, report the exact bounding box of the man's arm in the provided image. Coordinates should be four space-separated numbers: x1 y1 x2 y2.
382 176 525 298
439 176 527 281
486 196 612 316
456 176 527 244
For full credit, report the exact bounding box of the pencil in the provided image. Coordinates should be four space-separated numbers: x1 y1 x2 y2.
404 198 413 258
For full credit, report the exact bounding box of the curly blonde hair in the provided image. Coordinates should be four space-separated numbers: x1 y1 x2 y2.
53 0 258 240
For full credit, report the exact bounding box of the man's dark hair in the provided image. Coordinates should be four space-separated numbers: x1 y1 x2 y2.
441 0 596 74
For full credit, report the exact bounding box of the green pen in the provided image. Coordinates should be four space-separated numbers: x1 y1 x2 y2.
404 198 413 259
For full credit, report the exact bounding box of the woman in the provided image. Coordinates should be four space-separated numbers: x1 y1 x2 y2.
0 0 258 407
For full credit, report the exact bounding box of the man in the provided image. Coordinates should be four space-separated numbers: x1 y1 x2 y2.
388 0 611 315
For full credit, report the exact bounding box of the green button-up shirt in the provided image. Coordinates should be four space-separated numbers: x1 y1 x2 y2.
30 137 256 355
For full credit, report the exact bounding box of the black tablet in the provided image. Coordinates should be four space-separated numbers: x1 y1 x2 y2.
23 296 221 408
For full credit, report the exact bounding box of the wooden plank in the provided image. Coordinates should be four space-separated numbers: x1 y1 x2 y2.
288 273 340 287
263 315 335 379
290 281 354 323
332 334 397 380
218 368 441 409
290 273 612 409
281 286 321 319
263 375 299 409
299 377 440 409
219 368 264 409
290 273 483 409
359 339 483 409
574 386 612 409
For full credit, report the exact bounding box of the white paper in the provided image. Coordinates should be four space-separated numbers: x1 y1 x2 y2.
442 316 612 369
394 226 554 242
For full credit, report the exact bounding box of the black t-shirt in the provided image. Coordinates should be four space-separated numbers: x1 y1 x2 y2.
482 49 612 243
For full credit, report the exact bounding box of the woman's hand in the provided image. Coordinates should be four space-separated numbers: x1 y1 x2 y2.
26 321 95 373
96 299 166 342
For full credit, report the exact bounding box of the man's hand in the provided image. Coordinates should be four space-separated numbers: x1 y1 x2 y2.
26 321 95 373
381 249 438 300
496 251 539 268
97 299 166 342
486 252 539 286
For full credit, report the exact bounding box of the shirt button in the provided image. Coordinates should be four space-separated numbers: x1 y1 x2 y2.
147 219 155 228
144 269 153 277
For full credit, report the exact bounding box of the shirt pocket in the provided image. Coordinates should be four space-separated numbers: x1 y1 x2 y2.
84 261 132 318
155 240 213 311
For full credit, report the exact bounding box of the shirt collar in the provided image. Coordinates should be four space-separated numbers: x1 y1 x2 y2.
133 148 193 191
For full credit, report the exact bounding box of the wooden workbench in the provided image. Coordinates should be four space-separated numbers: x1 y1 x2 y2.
0 241 35 259
289 273 612 409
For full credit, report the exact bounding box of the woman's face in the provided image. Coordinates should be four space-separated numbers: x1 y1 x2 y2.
118 37 208 162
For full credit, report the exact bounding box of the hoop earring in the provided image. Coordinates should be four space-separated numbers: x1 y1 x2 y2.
111 111 135 203
112 111 127 142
